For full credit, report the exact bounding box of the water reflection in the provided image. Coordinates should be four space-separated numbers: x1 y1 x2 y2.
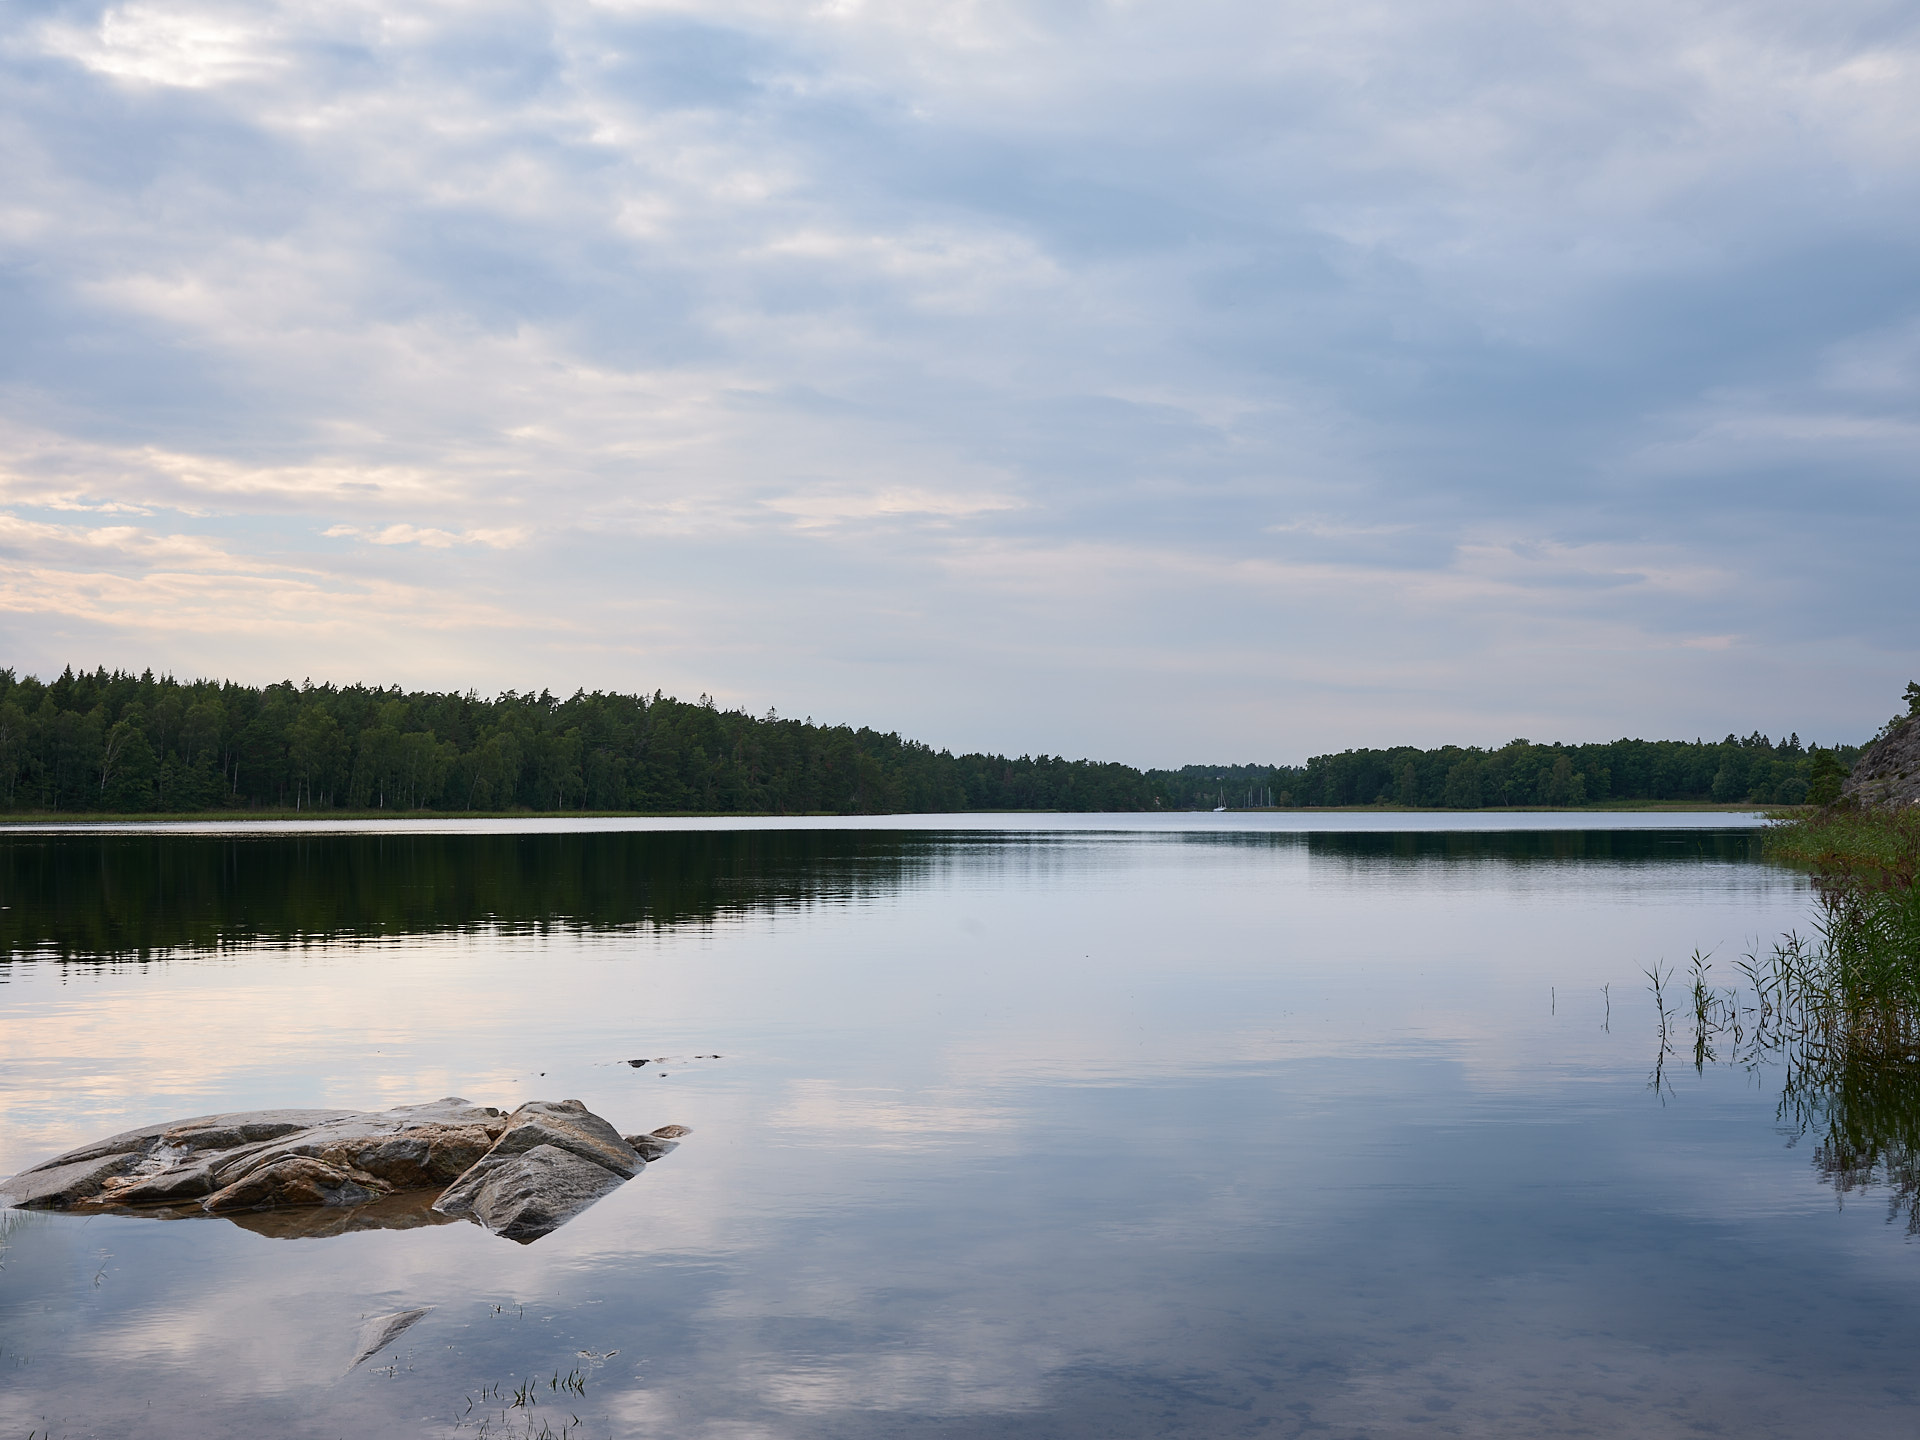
0 830 945 960
0 825 1767 963
1787 1051 1920 1232
1644 924 1920 1233
8 822 1920 1440
169 1188 462 1241
1303 826 1767 866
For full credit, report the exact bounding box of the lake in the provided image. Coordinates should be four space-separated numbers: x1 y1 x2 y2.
3 812 1916 1438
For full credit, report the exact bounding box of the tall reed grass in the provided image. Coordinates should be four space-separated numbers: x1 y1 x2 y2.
1670 815 1920 1228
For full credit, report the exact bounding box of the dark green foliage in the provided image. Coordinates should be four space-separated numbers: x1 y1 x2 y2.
1147 765 1287 810
1766 806 1920 887
0 663 1859 814
1806 747 1846 806
1699 801 1920 1230
0 667 1164 815
1151 731 1851 810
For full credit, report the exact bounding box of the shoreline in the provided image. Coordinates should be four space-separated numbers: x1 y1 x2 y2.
0 801 1786 826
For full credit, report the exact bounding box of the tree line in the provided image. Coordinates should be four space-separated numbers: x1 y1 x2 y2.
0 666 1867 815
1170 733 1861 812
0 667 1160 814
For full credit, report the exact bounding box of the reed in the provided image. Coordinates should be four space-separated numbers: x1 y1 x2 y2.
1666 868 1920 1228
1765 805 1920 889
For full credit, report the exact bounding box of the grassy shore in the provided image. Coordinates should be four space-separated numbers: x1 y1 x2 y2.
1764 805 1920 887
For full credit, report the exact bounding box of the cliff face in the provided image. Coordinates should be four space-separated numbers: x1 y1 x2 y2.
1843 716 1920 809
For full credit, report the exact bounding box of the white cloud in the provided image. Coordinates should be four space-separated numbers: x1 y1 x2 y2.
0 0 1915 757
39 5 291 90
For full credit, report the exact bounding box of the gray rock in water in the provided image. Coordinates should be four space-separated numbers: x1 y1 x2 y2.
349 1306 434 1370
1844 715 1920 810
0 1152 147 1210
204 1155 388 1212
0 1109 361 1208
623 1124 693 1162
429 1101 654 1242
1 1098 682 1244
481 1099 643 1178
433 1142 633 1244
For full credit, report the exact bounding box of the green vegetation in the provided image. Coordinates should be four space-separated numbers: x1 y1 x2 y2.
0 664 1865 815
1763 680 1920 877
1671 906 1920 1231
0 667 1158 815
1766 806 1920 888
1692 680 1920 1225
1161 732 1856 811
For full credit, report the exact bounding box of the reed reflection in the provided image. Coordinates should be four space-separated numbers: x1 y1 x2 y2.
1656 880 1920 1231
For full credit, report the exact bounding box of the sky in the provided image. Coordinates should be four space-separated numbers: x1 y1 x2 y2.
1 0 1917 766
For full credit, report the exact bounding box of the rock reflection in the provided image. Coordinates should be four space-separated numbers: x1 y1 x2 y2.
204 1188 460 1240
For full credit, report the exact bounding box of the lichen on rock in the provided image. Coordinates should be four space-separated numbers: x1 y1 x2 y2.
1843 714 1920 811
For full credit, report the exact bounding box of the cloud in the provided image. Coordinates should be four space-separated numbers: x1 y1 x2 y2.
323 522 529 549
0 0 1915 758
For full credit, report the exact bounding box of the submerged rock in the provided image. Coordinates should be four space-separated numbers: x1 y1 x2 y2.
0 1100 690 1245
349 1306 435 1370
624 1122 691 1162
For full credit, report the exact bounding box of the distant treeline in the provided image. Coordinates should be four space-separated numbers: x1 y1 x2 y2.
1156 734 1861 811
0 666 1866 815
0 668 1159 814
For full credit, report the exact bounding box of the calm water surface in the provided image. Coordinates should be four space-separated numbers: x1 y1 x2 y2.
3 813 1913 1438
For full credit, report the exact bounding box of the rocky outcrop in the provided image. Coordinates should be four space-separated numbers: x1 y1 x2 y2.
431 1099 653 1243
0 1098 688 1244
1843 716 1920 810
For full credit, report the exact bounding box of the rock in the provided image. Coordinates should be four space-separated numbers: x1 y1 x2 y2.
205 1103 505 1194
204 1156 389 1212
349 1307 434 1370
623 1124 693 1162
1844 715 1920 810
430 1101 648 1242
432 1143 631 1244
97 1158 225 1205
0 1152 146 1209
0 1098 686 1245
479 1100 642 1178
8 1109 357 1193
65 1098 507 1213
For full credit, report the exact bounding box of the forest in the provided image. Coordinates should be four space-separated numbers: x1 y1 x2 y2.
1224 732 1860 812
0 667 1864 814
